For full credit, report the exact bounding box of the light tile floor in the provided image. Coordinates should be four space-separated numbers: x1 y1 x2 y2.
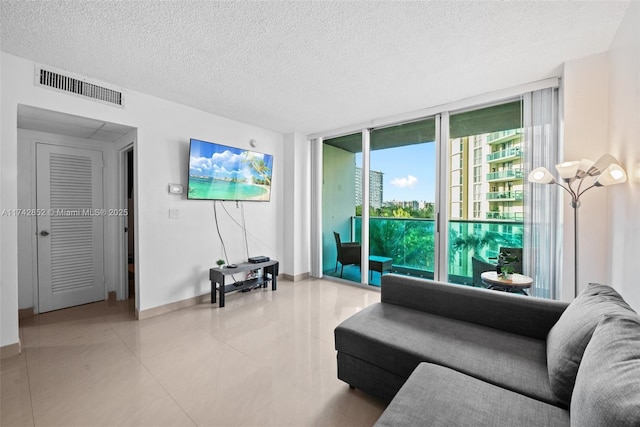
323 266 383 287
1 278 385 427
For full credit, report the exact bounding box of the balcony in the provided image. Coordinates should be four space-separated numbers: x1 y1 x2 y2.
486 169 524 182
486 129 523 145
487 147 522 163
339 216 523 287
486 212 524 221
486 190 523 201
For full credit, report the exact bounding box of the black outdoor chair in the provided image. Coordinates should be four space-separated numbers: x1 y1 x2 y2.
334 231 361 278
472 256 496 288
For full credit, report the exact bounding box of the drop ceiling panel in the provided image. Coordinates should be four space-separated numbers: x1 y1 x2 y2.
17 116 97 139
100 123 130 134
90 129 127 142
17 105 134 143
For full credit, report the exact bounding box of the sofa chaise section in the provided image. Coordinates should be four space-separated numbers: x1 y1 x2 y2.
334 274 568 404
373 362 570 427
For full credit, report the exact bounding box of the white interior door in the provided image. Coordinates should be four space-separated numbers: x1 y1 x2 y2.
36 143 105 313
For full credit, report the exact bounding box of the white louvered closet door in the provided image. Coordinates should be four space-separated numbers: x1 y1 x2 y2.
36 143 105 313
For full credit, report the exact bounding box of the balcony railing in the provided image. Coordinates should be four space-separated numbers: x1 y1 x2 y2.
486 129 523 144
486 212 524 220
348 216 523 286
486 169 524 182
487 147 522 162
486 190 524 201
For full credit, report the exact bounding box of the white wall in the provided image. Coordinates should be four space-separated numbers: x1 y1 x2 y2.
16 130 34 310
561 52 611 300
561 2 640 311
607 1 640 312
1 54 21 348
282 133 310 278
1 53 284 348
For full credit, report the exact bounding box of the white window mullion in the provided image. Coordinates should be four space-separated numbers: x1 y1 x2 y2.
435 113 449 282
361 129 370 284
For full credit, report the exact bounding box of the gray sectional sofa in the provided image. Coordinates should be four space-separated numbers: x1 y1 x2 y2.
334 274 640 426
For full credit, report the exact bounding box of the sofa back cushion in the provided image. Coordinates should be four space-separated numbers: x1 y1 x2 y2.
571 315 640 427
546 283 636 407
381 274 568 340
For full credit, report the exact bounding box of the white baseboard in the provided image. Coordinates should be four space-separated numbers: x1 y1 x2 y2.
135 273 289 320
1 342 20 359
281 272 310 282
136 293 210 320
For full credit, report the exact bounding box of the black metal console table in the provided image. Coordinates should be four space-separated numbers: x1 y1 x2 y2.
209 260 279 307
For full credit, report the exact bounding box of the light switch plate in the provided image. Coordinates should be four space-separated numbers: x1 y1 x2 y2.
168 184 183 194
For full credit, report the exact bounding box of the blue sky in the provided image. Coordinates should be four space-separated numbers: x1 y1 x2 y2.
356 142 436 202
189 139 273 180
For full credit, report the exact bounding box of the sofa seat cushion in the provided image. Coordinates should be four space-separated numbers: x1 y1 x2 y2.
546 283 637 407
335 302 557 405
374 363 570 427
571 315 640 427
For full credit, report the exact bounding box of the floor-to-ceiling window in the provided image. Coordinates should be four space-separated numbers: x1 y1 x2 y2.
447 100 525 285
314 87 559 298
322 133 363 284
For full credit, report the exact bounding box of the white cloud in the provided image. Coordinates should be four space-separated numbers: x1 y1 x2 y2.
212 164 234 176
391 175 418 188
191 150 246 177
212 150 243 169
190 156 212 174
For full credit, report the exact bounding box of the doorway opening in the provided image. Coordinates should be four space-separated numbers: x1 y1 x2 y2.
16 105 137 315
125 148 136 300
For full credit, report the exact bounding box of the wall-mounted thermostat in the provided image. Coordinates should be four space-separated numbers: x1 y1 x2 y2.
168 184 183 194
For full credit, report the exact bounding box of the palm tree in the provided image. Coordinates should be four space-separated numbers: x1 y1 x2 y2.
244 154 271 185
452 231 492 259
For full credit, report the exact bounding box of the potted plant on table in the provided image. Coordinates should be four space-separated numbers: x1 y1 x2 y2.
497 250 519 280
216 259 225 269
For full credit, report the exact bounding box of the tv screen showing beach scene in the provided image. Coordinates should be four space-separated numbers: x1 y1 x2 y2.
188 138 273 201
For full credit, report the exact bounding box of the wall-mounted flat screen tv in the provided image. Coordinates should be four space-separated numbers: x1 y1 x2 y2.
188 138 273 201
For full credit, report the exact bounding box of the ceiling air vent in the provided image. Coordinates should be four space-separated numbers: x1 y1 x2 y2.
35 65 124 107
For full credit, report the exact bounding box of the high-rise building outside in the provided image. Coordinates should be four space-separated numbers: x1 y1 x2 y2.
450 129 524 222
355 167 384 209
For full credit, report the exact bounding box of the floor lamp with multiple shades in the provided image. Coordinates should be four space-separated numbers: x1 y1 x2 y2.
528 154 627 298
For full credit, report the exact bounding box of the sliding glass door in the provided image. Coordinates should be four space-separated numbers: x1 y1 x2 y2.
316 91 558 298
321 119 437 287
364 119 437 286
447 100 525 285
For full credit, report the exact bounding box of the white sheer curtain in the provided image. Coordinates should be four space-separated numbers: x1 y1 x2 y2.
523 88 562 299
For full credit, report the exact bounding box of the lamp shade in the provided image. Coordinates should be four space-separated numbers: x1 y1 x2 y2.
576 159 595 178
555 161 580 180
588 154 619 176
528 167 555 184
594 163 627 186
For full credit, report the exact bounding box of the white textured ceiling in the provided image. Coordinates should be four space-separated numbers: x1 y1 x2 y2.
0 1 631 135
